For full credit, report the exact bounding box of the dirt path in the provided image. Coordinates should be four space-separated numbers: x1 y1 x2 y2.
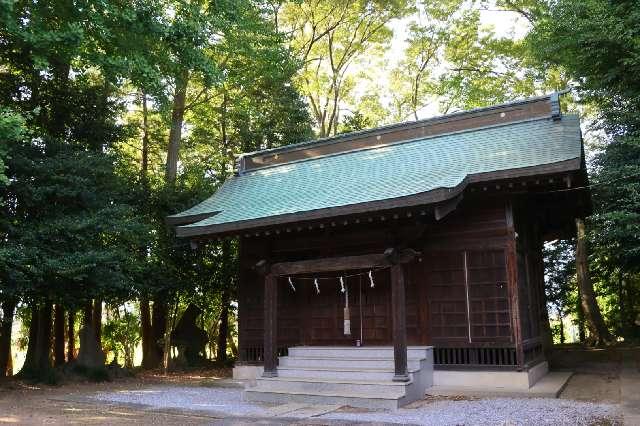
0 358 632 425
0 371 229 425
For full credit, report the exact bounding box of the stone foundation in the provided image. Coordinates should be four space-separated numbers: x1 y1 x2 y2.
433 361 549 390
233 365 264 381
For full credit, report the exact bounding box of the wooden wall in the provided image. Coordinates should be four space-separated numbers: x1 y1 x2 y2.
237 198 544 368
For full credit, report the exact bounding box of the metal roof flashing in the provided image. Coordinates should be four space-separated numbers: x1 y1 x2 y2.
238 115 558 176
236 93 562 175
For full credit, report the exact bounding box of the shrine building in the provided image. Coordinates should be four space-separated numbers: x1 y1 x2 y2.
168 93 587 408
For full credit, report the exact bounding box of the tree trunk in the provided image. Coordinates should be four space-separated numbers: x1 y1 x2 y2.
165 70 189 183
217 238 233 363
575 218 613 346
6 352 12 376
140 298 156 368
163 300 178 375
54 304 66 366
576 295 586 342
50 60 71 138
92 299 102 346
558 309 565 344
34 302 53 371
150 300 167 367
618 272 626 336
67 310 75 362
141 91 150 185
20 305 39 374
0 298 16 377
83 301 92 327
227 333 238 358
216 291 229 363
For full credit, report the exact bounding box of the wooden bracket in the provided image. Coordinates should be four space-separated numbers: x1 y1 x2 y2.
384 247 421 265
434 194 463 221
253 259 270 275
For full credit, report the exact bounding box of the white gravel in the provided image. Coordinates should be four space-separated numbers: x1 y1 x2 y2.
322 397 621 425
90 386 271 417
91 386 621 425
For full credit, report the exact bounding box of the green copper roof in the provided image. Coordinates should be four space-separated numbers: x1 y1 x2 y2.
171 114 583 237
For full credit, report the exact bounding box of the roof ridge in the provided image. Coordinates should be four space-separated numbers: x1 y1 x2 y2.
238 92 560 161
241 115 554 175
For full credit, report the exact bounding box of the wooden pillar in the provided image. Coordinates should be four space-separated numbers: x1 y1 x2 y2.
390 263 409 382
263 273 278 377
505 202 525 368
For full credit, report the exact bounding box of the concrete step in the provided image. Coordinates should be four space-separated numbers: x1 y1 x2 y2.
254 376 411 395
288 346 430 359
244 387 406 410
279 356 423 370
242 346 434 410
277 366 417 381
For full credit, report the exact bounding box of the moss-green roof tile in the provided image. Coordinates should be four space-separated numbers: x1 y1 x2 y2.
171 115 582 236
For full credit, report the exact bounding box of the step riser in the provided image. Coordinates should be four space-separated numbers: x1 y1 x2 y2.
279 357 422 370
288 347 429 359
242 346 433 410
254 379 408 395
277 368 413 381
244 389 402 410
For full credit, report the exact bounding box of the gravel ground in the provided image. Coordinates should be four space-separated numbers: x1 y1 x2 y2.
322 397 621 425
91 386 621 425
91 386 272 417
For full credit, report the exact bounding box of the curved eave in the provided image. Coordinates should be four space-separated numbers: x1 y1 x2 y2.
175 158 582 238
166 212 219 226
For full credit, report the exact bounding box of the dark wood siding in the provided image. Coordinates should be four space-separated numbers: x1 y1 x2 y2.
237 199 535 368
426 251 469 342
467 250 511 342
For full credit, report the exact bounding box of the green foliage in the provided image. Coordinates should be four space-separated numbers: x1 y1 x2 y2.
2 0 638 372
543 240 578 343
339 111 374 134
388 0 567 120
531 0 640 340
103 307 140 368
281 0 411 136
0 108 26 186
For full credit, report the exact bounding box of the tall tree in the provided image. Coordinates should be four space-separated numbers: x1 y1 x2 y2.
530 0 640 341
281 0 410 137
388 0 461 121
0 0 159 378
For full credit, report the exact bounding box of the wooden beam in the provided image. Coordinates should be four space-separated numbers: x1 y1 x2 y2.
390 263 409 381
263 273 278 377
271 253 389 276
271 248 422 276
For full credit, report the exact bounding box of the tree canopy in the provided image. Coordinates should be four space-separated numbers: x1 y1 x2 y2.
0 0 638 379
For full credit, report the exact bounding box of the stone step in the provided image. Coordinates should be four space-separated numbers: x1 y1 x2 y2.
244 387 406 410
254 376 411 395
287 346 430 359
242 346 433 410
277 366 417 381
279 355 423 370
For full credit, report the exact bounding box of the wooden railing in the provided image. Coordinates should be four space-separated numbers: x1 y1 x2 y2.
433 345 519 368
522 337 544 366
239 345 288 364
241 343 524 368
